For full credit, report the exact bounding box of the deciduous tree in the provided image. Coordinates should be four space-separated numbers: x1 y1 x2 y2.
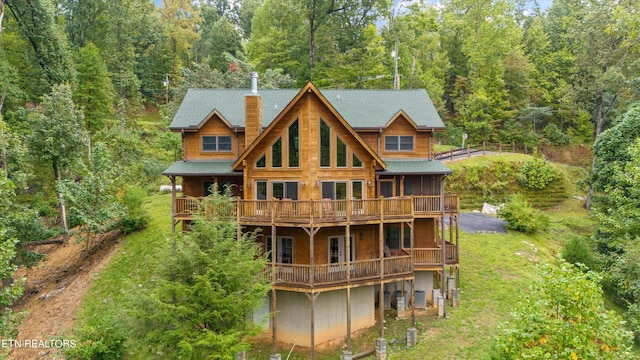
28 84 87 242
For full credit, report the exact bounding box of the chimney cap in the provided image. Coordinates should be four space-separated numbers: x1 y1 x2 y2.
250 72 258 94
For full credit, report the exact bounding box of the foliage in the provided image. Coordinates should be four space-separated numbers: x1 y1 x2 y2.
515 151 560 190
492 261 635 360
0 174 25 341
130 189 271 358
589 106 640 333
4 0 76 89
561 236 596 270
498 194 549 234
73 42 114 133
65 313 126 360
117 185 150 234
56 142 124 248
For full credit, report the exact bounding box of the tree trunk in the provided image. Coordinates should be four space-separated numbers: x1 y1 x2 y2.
309 12 316 78
0 0 4 34
585 93 605 210
54 161 69 244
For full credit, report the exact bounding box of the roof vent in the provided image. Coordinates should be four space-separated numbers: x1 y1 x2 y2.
250 72 258 94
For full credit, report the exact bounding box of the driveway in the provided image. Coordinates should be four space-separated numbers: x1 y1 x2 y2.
446 212 507 233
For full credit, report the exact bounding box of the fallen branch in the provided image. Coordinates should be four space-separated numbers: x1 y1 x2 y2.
23 238 64 246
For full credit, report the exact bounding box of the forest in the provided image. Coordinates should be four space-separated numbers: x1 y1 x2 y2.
0 0 639 357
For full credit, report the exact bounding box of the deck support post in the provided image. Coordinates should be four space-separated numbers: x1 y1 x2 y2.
271 224 277 355
306 292 319 360
440 175 447 318
170 175 176 234
345 204 352 351
378 211 385 338
303 226 320 287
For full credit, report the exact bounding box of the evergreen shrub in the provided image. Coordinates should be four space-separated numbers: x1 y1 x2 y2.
498 194 549 233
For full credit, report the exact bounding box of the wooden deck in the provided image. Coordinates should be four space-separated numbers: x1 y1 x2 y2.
173 195 459 224
266 254 413 289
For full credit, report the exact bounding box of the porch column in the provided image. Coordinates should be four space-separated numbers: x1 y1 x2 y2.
440 175 447 318
170 175 176 234
306 292 319 360
346 200 352 351
271 224 277 354
379 215 385 338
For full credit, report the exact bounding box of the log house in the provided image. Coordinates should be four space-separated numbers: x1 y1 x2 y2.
163 78 460 352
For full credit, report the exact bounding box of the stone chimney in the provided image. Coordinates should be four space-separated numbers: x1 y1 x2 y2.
244 72 262 146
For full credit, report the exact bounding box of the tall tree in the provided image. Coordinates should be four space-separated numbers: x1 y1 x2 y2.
4 0 75 89
28 84 87 242
74 42 115 139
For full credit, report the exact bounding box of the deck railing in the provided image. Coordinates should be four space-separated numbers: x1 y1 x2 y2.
174 195 459 222
267 255 414 287
414 244 458 266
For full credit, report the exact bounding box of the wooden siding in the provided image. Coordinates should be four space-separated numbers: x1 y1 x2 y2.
380 115 431 158
242 92 377 200
184 114 238 160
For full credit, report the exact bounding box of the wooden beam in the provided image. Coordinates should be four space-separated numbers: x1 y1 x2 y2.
271 225 277 354
170 176 176 234
306 292 320 360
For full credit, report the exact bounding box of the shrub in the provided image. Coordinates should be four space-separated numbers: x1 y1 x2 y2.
562 236 596 270
118 186 150 234
498 194 549 233
492 262 635 359
515 151 560 190
65 314 126 360
542 123 571 145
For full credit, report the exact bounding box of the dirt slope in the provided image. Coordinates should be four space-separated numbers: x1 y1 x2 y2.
8 232 122 360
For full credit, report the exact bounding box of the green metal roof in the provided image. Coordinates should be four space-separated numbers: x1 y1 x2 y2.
162 160 239 176
170 87 444 130
379 159 452 175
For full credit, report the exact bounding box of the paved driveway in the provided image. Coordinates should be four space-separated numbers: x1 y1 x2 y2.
446 212 507 233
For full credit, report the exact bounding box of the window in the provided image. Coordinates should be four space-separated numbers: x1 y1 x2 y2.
256 181 267 200
352 181 363 200
404 223 411 249
322 181 347 200
256 153 266 168
385 226 401 250
202 136 232 152
384 135 414 151
288 119 299 167
272 181 298 200
320 119 331 167
266 236 293 263
336 137 347 167
204 180 214 196
272 137 282 167
328 236 355 264
353 153 363 167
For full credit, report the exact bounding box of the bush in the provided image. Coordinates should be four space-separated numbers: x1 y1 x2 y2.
562 236 596 270
515 151 560 190
118 186 150 234
542 123 571 145
498 194 549 233
65 314 126 360
492 262 635 359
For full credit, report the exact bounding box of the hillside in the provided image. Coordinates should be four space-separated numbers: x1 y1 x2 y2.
19 153 614 360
